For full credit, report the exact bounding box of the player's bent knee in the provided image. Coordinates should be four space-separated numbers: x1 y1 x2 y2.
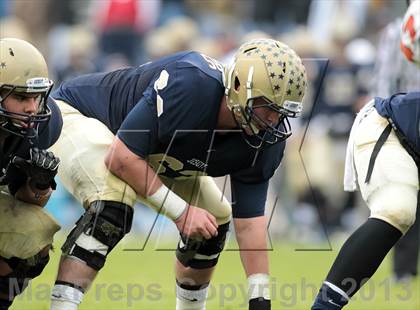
217 212 232 226
62 200 134 271
369 184 417 234
176 222 230 269
0 250 50 300
215 204 232 225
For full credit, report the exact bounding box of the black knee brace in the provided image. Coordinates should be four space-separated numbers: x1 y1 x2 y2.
176 222 230 269
62 200 134 271
0 253 50 301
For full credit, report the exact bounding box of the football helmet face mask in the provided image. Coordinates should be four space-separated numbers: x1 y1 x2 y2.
0 38 53 138
224 38 306 148
401 0 420 67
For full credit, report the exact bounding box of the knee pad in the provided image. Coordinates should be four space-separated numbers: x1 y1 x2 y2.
369 185 418 234
0 253 50 300
176 222 230 269
62 200 133 271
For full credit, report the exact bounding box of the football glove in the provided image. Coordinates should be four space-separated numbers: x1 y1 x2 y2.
12 147 60 190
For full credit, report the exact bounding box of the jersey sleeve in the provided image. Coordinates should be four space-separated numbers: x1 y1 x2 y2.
231 141 286 183
155 65 220 141
36 97 63 149
229 141 285 218
117 93 159 158
118 63 221 157
231 178 269 218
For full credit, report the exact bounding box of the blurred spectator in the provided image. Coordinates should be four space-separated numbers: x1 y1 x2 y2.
307 0 369 44
371 7 420 96
253 0 311 30
53 25 98 84
189 37 224 59
92 0 160 65
144 16 199 60
0 16 30 41
46 0 83 26
159 0 188 24
278 14 377 239
12 0 51 50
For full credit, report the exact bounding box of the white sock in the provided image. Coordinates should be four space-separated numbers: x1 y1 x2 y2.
248 273 270 300
176 281 208 310
50 283 84 310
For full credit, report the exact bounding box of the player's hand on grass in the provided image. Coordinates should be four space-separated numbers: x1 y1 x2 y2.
174 205 218 240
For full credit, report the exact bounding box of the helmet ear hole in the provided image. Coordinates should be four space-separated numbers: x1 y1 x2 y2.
234 76 240 91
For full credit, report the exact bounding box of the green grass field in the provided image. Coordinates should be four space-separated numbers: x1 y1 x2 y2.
10 237 419 310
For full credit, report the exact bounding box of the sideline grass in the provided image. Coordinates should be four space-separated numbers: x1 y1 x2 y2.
10 239 419 310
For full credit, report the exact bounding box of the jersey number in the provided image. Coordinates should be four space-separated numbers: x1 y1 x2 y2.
148 154 205 179
200 53 224 73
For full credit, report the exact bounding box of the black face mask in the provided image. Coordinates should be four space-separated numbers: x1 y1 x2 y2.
232 96 293 149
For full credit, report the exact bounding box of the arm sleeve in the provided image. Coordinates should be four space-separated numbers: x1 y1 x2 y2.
117 66 219 157
229 140 285 218
231 140 285 183
117 94 159 158
36 98 63 149
231 178 269 218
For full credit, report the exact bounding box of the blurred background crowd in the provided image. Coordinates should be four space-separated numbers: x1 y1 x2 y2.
1 0 417 244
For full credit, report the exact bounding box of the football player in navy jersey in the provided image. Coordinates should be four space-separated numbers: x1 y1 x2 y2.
48 38 307 310
371 0 420 283
0 38 62 310
312 2 420 309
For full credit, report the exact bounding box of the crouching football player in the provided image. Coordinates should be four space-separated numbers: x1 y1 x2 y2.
0 38 62 309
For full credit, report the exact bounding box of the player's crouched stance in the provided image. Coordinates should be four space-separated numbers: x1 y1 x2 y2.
0 38 62 309
312 2 420 308
47 38 306 309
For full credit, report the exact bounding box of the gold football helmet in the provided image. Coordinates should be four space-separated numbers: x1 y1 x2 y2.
0 38 53 137
224 38 307 147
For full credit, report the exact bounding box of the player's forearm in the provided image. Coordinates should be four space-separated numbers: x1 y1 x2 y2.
105 137 162 197
105 139 187 220
109 155 162 197
14 178 52 207
107 157 187 219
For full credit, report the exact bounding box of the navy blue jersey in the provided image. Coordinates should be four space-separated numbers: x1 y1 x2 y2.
53 51 286 218
0 97 63 193
375 92 420 152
